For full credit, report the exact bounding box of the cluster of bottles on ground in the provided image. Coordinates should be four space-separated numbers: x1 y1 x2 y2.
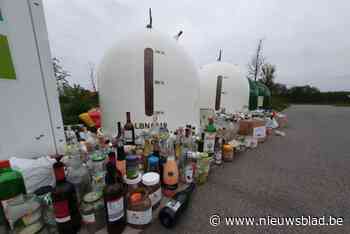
0 111 238 234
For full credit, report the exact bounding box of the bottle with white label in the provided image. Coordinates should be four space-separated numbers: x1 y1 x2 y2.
126 188 152 229
142 172 162 209
159 183 195 228
204 117 216 154
124 112 135 145
103 162 126 234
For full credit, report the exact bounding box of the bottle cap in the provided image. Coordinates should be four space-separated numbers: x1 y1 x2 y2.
0 160 10 169
142 172 160 186
123 173 141 185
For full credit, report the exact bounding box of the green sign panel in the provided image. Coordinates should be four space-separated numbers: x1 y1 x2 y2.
0 34 16 80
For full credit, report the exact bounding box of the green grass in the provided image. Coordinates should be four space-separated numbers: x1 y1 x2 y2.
271 96 290 111
333 103 350 107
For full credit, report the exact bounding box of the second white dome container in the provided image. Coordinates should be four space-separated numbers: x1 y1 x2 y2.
199 62 250 113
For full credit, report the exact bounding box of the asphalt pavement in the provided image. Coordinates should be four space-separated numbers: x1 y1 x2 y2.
144 105 350 234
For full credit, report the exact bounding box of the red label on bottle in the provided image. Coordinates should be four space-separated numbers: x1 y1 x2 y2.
54 166 65 181
53 200 71 223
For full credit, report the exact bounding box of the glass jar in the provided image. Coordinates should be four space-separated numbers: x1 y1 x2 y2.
142 172 161 209
123 174 142 195
90 152 106 174
222 143 234 162
81 192 105 234
195 153 211 185
126 188 152 229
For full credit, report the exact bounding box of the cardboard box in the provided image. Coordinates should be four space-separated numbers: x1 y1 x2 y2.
238 119 266 135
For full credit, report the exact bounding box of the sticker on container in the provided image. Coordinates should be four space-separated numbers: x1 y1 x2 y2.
214 151 222 163
165 200 181 212
126 208 152 225
53 200 71 223
149 188 162 206
83 213 96 224
124 130 133 142
204 133 215 153
185 164 194 183
107 198 124 222
253 126 266 138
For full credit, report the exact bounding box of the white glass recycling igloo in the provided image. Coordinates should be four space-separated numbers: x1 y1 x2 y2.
97 28 200 136
199 58 250 114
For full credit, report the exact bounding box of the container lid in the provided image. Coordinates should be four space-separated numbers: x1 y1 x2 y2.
142 172 160 186
126 155 138 162
84 191 102 203
124 173 141 185
0 160 10 169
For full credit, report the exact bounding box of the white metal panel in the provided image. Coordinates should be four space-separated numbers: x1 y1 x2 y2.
28 0 65 153
0 0 64 159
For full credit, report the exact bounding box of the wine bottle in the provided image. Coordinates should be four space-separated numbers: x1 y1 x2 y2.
159 183 195 228
51 156 82 234
103 162 126 234
124 112 135 145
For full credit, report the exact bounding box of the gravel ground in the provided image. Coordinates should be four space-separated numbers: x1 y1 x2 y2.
143 105 350 234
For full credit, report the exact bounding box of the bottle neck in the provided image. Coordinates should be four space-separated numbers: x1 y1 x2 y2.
126 112 131 123
117 122 122 137
54 165 65 182
117 146 126 160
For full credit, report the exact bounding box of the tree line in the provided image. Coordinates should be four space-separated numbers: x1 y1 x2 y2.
247 40 350 106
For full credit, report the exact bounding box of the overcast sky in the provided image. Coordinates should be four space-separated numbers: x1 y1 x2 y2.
43 0 350 91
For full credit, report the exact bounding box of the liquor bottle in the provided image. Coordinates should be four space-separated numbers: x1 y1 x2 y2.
214 136 222 165
116 143 126 177
159 183 195 228
204 117 216 154
112 122 123 148
103 162 126 234
124 112 135 145
51 156 81 234
174 131 182 161
149 114 160 137
162 139 179 197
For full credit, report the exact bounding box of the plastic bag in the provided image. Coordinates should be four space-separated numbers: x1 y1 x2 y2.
266 118 279 129
9 157 55 194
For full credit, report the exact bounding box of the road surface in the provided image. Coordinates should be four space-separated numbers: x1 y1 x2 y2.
144 105 350 234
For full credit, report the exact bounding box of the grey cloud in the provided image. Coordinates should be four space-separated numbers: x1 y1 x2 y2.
43 0 350 91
